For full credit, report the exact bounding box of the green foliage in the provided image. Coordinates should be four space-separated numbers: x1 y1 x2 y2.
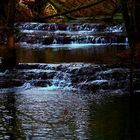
113 13 123 20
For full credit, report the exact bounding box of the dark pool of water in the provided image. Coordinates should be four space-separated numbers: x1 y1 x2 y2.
12 44 126 64
0 89 140 140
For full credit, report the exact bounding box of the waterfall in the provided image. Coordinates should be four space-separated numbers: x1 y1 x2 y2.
50 71 72 90
0 63 130 92
15 22 128 48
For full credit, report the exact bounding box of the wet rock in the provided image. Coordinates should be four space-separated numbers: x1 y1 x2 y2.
0 79 23 88
0 63 137 92
55 64 66 71
47 72 57 79
109 80 128 90
39 73 49 79
79 80 109 91
43 37 53 45
58 24 67 30
16 64 39 69
26 36 38 44
62 37 72 44
95 68 128 80
33 80 51 87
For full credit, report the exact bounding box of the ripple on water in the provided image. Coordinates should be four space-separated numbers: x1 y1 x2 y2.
0 87 92 139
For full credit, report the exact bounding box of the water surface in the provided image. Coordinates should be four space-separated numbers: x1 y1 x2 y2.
1 89 140 140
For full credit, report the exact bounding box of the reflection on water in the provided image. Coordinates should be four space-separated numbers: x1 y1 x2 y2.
15 45 126 64
0 90 140 140
0 92 25 139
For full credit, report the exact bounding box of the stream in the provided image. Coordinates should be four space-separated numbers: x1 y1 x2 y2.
0 22 140 140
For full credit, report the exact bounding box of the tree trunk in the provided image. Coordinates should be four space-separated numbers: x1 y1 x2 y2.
120 0 140 94
7 0 16 48
1 0 17 70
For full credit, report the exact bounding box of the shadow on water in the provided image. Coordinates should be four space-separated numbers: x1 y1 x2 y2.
0 92 25 139
88 94 140 140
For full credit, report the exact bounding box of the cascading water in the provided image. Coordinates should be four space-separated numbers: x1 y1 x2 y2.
15 22 128 48
48 71 72 90
0 63 131 93
0 22 131 91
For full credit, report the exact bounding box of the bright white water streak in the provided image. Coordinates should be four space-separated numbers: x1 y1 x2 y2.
16 22 125 32
20 29 124 34
16 42 129 49
20 29 94 34
15 23 128 48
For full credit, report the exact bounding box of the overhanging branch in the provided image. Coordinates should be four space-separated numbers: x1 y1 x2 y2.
35 0 106 21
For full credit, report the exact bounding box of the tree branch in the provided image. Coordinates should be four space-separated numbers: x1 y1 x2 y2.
35 0 106 21
48 0 75 19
